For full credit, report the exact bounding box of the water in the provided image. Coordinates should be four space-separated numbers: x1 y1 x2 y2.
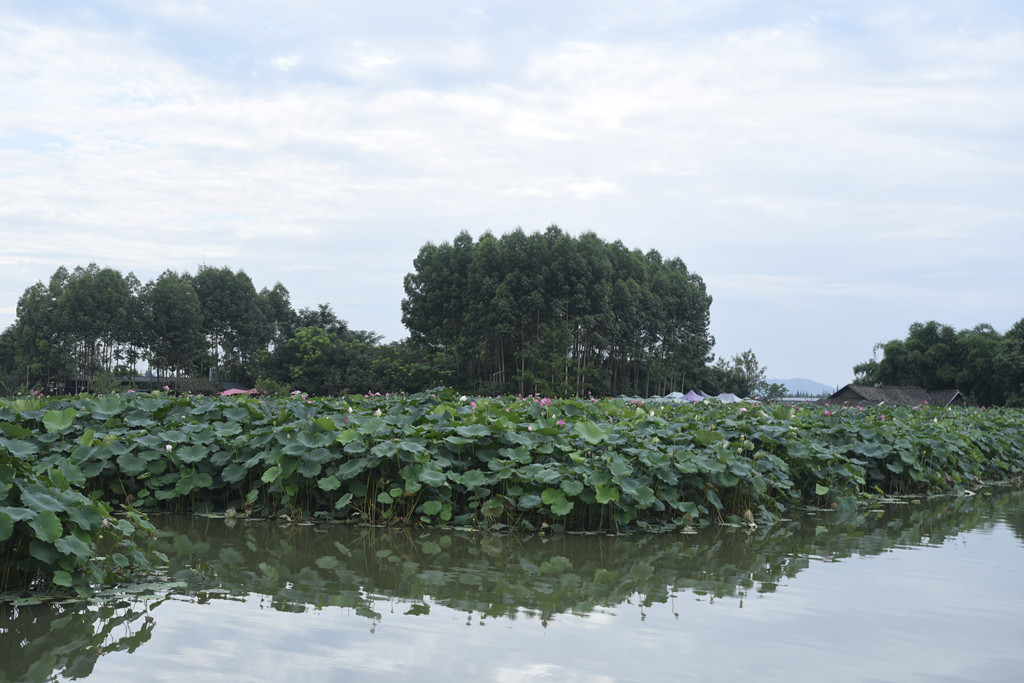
3 489 1022 682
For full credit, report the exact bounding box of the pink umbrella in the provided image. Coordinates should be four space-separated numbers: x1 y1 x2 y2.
220 388 257 396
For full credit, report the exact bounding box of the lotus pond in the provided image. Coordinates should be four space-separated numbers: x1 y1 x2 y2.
2 391 1023 595
2 486 1022 682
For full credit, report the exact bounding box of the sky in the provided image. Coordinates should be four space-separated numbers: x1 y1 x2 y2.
1 1 1022 389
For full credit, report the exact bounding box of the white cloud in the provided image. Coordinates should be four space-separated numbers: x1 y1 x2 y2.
0 1 1021 385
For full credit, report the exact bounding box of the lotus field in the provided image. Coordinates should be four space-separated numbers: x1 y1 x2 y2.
2 389 1023 593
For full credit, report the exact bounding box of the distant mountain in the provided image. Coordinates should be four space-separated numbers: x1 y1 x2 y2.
766 378 838 396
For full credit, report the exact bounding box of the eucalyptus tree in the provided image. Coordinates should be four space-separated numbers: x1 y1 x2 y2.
142 270 204 384
189 266 271 382
53 264 136 388
402 227 714 397
258 282 297 351
12 267 72 389
0 325 19 393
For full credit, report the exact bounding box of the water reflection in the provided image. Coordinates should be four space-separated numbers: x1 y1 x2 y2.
2 488 1021 682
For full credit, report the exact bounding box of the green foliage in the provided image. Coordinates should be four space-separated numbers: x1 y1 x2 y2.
855 319 1024 406
0 438 161 595
1 393 1020 560
401 227 714 397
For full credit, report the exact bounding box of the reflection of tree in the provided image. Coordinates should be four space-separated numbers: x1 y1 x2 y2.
0 597 157 682
2 487 1018 682
152 487 1023 621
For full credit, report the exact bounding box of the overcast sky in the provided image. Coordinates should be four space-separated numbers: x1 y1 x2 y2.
1 1 1021 388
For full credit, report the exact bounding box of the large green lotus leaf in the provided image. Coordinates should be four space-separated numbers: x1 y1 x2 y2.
66 504 103 532
318 475 341 491
90 395 124 418
455 424 491 438
549 497 573 516
355 417 385 436
29 509 62 542
59 459 86 486
298 459 321 478
20 487 67 514
160 430 187 444
692 429 721 446
0 510 13 542
43 408 77 433
54 534 92 559
175 471 213 495
215 422 242 437
607 457 631 477
223 406 249 422
574 420 608 445
594 484 620 504
175 445 209 464
517 494 542 509
29 538 59 563
1 438 39 458
632 485 656 508
0 422 33 439
222 463 250 484
560 479 584 497
459 470 487 490
418 469 447 487
117 453 146 477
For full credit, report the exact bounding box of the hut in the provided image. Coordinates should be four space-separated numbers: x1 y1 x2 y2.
825 385 966 407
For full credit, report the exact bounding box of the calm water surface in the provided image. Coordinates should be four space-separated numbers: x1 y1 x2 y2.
3 489 1022 682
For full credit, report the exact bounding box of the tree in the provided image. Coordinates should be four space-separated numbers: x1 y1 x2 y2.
143 271 204 383
711 349 767 397
400 227 715 397
853 319 1023 405
995 319 1024 407
189 266 270 382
